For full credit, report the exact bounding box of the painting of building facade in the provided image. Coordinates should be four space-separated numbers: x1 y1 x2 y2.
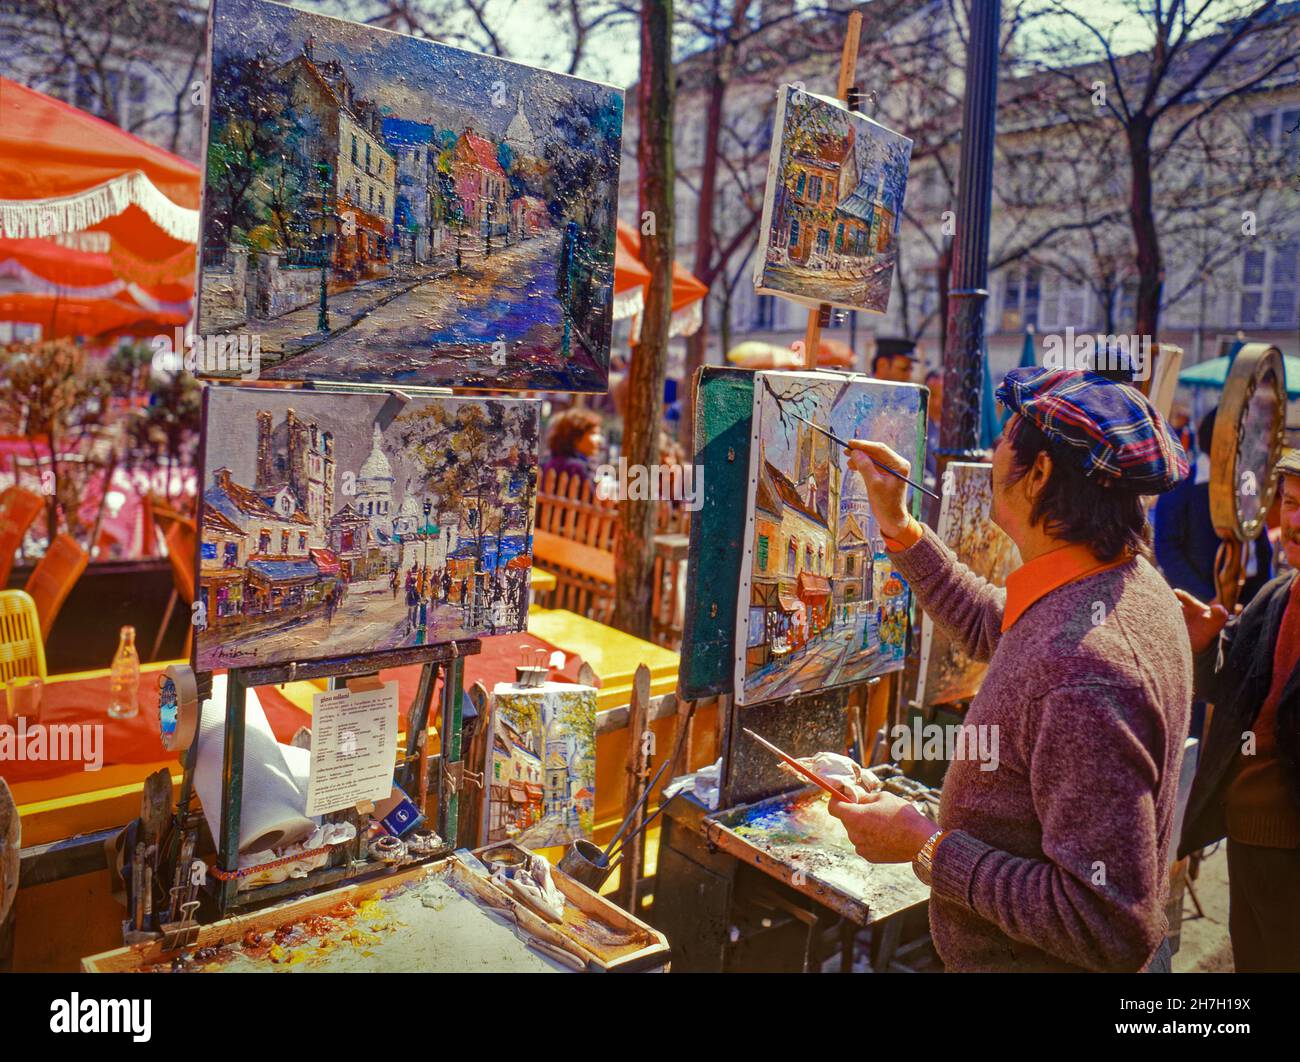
754 85 912 314
197 0 623 392
917 463 1021 708
194 388 539 671
484 683 596 848
735 371 926 705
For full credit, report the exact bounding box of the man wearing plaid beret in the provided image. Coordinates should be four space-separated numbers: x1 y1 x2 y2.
1177 450 1300 972
828 367 1192 972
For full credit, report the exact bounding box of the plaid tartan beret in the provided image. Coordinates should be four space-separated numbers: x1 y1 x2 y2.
996 367 1190 493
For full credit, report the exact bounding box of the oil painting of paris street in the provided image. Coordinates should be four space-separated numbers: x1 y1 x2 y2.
194 388 539 671
197 0 623 392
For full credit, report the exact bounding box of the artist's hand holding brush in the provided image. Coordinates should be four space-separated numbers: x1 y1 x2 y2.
827 785 937 864
845 440 922 548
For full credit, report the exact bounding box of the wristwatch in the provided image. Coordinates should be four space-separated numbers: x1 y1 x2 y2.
912 828 948 886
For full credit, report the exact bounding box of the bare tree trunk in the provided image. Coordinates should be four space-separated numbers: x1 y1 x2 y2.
613 0 675 640
1128 121 1162 341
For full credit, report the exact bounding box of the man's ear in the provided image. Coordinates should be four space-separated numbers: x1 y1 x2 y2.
1027 449 1053 503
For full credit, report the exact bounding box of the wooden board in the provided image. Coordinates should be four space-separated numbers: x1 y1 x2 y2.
719 687 851 810
81 850 667 973
679 367 755 699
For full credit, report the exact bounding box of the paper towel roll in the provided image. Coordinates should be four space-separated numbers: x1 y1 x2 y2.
281 742 312 801
193 674 316 854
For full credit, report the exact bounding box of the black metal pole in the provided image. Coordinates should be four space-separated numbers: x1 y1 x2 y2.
940 0 1001 462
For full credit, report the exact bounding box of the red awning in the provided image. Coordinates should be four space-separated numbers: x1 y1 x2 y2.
508 783 528 804
797 572 831 601
524 783 544 800
0 77 200 242
776 590 802 613
310 548 341 575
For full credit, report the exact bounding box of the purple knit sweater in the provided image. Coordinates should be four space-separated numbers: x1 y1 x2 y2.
892 525 1192 972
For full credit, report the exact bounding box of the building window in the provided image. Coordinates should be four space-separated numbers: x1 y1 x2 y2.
809 175 823 201
788 540 798 573
259 530 271 553
280 531 290 554
789 219 800 250
351 136 358 164
816 229 830 255
796 172 806 196
1241 241 1300 329
846 554 856 576
757 534 769 571
298 533 307 551
1000 266 1041 332
223 542 238 569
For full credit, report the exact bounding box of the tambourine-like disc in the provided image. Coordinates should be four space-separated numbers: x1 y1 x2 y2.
1209 343 1286 541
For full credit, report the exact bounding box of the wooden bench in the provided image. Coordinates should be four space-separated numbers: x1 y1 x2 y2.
531 469 688 648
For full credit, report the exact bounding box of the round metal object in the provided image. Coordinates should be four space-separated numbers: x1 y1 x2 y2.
1209 343 1287 541
158 664 199 752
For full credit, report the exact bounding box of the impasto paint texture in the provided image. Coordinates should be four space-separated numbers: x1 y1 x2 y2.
198 0 623 392
485 683 597 848
754 85 912 314
194 387 538 671
721 789 924 911
917 463 1020 708
735 370 926 705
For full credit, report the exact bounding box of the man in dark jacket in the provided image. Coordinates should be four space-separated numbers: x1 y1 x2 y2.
1177 450 1300 972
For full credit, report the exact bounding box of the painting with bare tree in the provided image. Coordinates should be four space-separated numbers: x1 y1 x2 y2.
735 370 926 706
917 463 1020 709
754 85 912 314
196 0 623 392
194 387 538 670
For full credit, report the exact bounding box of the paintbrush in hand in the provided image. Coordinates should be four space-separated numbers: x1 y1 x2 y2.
783 407 940 502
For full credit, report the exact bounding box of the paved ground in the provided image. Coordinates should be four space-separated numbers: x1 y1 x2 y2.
1172 842 1234 973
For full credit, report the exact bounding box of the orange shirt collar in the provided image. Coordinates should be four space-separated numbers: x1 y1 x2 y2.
1002 543 1130 632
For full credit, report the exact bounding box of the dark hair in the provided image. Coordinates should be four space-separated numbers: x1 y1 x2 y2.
546 408 601 459
1006 415 1151 562
872 352 892 374
925 369 942 386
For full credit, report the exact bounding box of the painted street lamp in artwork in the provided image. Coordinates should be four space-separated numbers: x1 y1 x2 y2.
422 497 433 591
308 161 340 333
484 199 494 259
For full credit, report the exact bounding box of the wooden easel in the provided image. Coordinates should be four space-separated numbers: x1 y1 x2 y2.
800 10 862 372
183 639 480 917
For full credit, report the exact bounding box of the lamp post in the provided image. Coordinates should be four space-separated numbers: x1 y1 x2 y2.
484 200 494 259
422 498 433 582
939 0 1001 466
309 161 340 334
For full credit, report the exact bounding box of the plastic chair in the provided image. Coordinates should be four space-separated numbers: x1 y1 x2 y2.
152 518 196 661
0 589 47 687
0 487 45 589
24 533 89 641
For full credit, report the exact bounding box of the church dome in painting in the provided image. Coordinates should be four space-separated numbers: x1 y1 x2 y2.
359 424 393 484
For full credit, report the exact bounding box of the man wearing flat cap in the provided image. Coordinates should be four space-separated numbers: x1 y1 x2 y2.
830 367 1192 972
1176 449 1300 972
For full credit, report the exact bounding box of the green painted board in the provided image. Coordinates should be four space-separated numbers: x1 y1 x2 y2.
679 367 754 700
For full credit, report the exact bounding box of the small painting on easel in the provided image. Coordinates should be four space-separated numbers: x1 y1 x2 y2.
194 388 539 671
754 84 912 314
484 683 596 848
917 463 1020 709
735 370 926 705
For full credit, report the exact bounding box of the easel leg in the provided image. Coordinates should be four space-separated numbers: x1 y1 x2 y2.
439 656 466 848
216 670 247 914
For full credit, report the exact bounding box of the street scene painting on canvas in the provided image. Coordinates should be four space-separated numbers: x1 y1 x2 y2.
197 0 623 392
918 462 1020 708
736 371 926 705
194 388 539 671
755 85 912 314
485 684 597 849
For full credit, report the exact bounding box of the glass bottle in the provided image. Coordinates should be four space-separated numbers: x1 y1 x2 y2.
108 625 140 719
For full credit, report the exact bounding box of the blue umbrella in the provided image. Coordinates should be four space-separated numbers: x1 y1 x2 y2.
979 346 1001 449
1178 353 1300 398
1018 328 1037 369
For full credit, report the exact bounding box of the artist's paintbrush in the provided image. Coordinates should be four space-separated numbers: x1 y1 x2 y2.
790 409 940 501
742 728 858 803
600 758 672 866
